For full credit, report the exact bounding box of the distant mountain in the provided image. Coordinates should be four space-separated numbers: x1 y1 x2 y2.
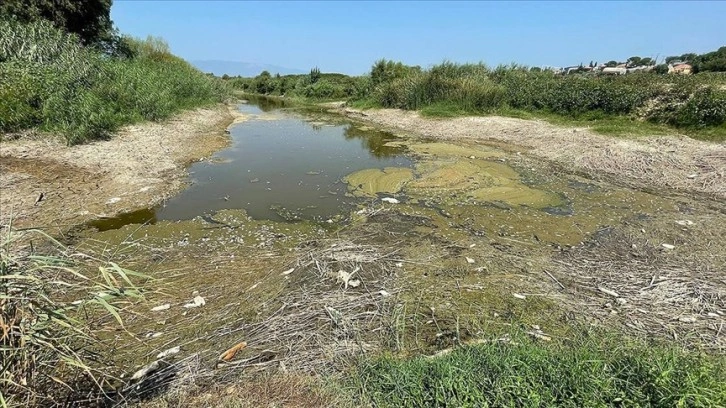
190 60 306 77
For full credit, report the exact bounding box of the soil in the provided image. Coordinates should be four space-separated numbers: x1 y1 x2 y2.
334 106 726 199
0 105 245 232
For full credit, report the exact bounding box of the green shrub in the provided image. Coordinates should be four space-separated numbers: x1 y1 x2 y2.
0 20 228 144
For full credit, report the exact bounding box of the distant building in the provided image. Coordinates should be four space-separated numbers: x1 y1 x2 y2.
668 63 693 75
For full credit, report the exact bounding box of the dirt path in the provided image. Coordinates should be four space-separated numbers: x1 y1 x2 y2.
335 106 725 199
0 104 245 232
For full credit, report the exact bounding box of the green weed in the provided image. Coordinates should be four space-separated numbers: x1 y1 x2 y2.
349 332 726 407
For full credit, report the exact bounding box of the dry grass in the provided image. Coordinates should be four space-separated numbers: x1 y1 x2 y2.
138 373 341 408
552 227 725 351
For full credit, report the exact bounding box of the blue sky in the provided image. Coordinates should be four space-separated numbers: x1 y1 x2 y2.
111 1 726 75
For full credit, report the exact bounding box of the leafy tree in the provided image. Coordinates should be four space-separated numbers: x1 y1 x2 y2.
309 66 321 84
605 61 618 67
627 56 642 67
530 66 542 72
0 0 114 46
654 64 669 74
640 57 653 66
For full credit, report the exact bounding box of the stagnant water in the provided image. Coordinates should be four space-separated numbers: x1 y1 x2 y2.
89 102 412 230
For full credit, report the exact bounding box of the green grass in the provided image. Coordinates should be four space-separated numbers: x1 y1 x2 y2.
349 332 726 407
0 20 229 145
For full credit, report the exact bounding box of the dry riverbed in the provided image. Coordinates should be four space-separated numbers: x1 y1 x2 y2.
2 103 725 405
0 104 246 232
335 105 726 199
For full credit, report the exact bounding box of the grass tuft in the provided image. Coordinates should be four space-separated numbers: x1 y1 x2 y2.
349 332 726 407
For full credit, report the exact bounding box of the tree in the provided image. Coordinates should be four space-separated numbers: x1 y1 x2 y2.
640 57 653 66
309 67 321 84
0 0 114 45
605 60 618 67
627 56 642 67
654 64 669 74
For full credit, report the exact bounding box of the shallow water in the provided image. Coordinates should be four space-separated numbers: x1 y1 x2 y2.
90 103 412 230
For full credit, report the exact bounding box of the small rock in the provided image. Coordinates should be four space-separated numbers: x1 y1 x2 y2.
395 262 403 268
156 346 180 359
469 155 476 159
661 243 675 250
675 220 694 226
183 295 206 308
151 304 171 312
686 174 697 179
616 298 627 305
106 197 121 204
381 197 399 204
379 290 391 297
250 178 260 183
281 268 295 276
465 257 475 264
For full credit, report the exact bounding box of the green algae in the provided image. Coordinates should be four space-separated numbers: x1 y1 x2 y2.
344 167 415 197
407 142 506 159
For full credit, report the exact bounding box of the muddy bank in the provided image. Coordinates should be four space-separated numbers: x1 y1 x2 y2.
334 106 726 199
0 104 245 231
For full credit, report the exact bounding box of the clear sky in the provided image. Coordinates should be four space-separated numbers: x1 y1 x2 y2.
111 1 726 75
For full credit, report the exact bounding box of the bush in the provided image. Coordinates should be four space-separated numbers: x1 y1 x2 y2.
0 20 228 144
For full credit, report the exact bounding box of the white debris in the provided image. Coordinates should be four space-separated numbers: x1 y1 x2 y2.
151 304 171 312
465 257 475 264
686 174 697 179
183 295 206 308
381 197 399 204
675 220 694 226
379 290 391 297
678 317 696 323
513 293 526 300
281 268 295 275
661 243 675 250
145 332 163 339
130 361 160 381
156 346 180 359
598 286 620 298
106 197 121 204
395 262 403 268
337 267 361 289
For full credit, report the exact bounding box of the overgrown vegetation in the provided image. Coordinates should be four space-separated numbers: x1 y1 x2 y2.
0 223 148 407
0 19 228 145
237 49 726 140
350 332 726 407
226 68 366 100
362 59 726 140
